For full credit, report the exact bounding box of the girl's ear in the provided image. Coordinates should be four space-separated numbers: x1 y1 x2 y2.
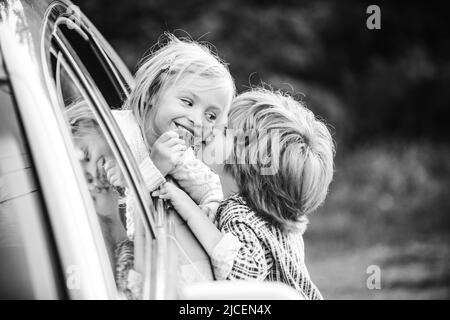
147 74 163 107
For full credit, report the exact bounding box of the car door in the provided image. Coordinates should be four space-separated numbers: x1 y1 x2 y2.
0 48 65 300
0 0 174 299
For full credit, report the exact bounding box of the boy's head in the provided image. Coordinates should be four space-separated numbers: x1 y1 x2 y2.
224 88 335 231
125 33 236 146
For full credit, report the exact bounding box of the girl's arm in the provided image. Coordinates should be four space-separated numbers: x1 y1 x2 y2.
154 182 270 282
152 181 223 256
169 148 223 220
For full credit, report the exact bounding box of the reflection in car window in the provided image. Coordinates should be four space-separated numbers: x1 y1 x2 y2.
51 52 146 299
65 101 128 268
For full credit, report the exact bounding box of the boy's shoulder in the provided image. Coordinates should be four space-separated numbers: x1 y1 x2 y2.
217 194 248 214
216 194 267 229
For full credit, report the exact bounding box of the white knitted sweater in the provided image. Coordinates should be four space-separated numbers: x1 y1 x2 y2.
112 110 223 236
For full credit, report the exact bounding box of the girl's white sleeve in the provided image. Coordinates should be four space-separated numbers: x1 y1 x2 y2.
138 156 166 192
112 110 165 238
170 148 223 220
111 110 165 192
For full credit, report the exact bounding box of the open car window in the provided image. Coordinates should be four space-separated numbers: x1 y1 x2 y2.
53 21 127 108
46 10 214 297
40 5 161 299
50 48 143 299
41 2 130 109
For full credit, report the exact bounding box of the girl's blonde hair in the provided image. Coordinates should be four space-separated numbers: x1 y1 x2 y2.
225 88 335 232
123 33 236 141
65 100 100 138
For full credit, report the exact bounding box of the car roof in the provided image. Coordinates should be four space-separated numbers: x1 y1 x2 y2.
0 0 58 54
0 0 133 89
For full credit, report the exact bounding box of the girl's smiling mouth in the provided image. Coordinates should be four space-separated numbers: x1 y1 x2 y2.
174 121 195 137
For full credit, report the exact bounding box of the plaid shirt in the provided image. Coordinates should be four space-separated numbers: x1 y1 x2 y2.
212 194 323 300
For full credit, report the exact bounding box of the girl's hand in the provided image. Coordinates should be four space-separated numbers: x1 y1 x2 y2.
150 131 187 177
151 181 192 222
89 182 119 219
104 159 125 187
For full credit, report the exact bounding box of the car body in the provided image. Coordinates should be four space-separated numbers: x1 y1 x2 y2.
0 0 301 300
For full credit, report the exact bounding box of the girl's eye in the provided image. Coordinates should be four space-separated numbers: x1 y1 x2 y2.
181 98 193 107
205 112 217 122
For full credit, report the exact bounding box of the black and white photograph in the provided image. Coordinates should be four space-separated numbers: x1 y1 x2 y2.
0 0 449 303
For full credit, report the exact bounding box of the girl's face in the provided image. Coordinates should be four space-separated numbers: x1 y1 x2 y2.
144 75 232 147
74 132 113 194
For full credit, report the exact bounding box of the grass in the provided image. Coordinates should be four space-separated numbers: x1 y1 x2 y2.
304 142 450 299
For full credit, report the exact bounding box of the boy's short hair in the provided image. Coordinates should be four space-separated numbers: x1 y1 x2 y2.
224 88 335 231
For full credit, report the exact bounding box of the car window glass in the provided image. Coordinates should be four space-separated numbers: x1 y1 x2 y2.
51 51 148 299
41 11 159 298
51 19 213 296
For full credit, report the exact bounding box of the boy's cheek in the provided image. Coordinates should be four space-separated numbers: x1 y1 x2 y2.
201 133 232 169
224 134 234 160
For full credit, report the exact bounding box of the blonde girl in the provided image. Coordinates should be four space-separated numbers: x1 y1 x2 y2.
112 33 236 237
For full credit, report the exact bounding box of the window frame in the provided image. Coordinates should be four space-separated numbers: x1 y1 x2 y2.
40 1 167 299
48 16 158 240
48 49 122 294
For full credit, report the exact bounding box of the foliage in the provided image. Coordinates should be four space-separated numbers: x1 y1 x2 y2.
77 0 450 146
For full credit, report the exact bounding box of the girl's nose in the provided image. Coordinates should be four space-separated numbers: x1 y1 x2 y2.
188 109 203 128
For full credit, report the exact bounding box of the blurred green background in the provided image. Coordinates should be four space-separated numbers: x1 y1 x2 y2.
76 0 450 299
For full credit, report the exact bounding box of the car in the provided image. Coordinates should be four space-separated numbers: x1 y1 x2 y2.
0 0 301 300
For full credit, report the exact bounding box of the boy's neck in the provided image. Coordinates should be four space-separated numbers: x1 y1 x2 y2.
220 170 239 198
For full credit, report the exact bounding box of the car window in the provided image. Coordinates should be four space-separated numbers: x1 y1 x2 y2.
48 49 152 299
54 20 127 109
41 5 168 299
50 49 83 105
49 13 214 296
